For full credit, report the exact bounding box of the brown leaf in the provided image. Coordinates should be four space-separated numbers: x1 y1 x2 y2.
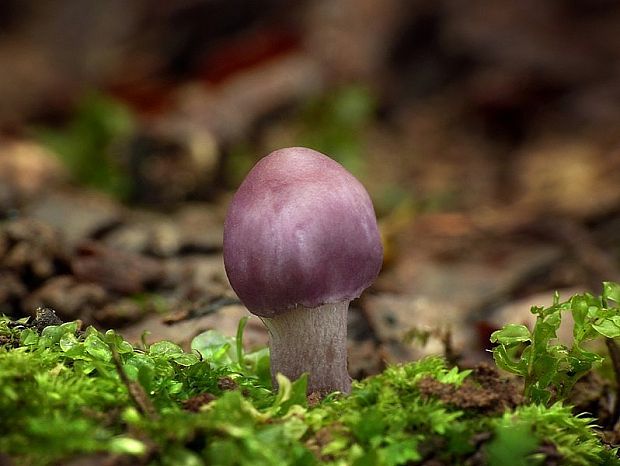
72 241 165 295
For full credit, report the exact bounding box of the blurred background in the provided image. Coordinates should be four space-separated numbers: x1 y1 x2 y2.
1 0 620 375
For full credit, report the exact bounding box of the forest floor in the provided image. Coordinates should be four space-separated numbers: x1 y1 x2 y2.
2 1 620 463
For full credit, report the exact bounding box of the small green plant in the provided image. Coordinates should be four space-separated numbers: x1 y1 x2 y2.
33 92 134 198
491 282 620 405
298 85 375 176
224 86 375 188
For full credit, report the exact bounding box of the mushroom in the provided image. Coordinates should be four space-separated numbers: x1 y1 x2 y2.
223 147 383 394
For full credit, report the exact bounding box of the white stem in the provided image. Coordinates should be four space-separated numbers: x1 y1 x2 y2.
261 301 351 395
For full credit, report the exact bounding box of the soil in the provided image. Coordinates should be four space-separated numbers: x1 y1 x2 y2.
418 363 524 415
182 393 218 413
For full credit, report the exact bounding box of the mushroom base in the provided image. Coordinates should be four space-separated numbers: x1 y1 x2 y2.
261 301 351 395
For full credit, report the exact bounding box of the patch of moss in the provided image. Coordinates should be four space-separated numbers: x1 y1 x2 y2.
0 315 617 465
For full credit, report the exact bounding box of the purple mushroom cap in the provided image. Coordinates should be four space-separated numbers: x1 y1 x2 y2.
223 147 383 317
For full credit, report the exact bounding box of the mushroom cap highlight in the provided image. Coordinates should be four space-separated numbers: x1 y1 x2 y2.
223 147 383 317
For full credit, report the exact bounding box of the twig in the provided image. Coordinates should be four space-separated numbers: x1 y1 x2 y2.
163 296 240 325
442 328 459 367
541 218 620 427
110 346 158 421
545 218 620 288
605 338 620 428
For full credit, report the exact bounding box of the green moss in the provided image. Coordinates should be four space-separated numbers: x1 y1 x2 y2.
0 315 617 465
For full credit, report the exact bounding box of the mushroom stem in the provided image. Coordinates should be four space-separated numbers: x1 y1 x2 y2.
261 301 351 395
